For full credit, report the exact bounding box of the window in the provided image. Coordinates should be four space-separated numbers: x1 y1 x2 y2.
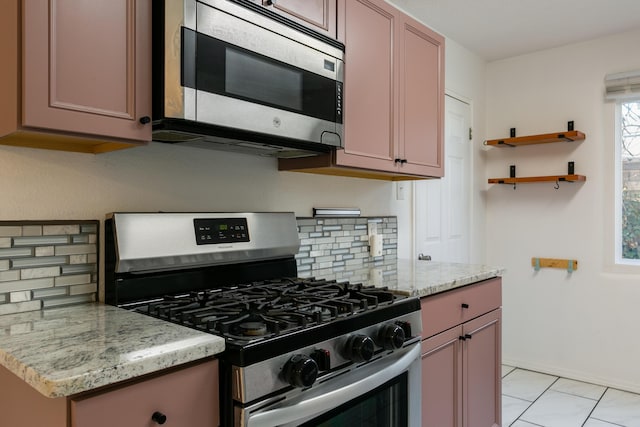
617 100 640 262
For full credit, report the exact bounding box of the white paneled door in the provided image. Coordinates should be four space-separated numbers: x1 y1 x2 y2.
415 95 471 262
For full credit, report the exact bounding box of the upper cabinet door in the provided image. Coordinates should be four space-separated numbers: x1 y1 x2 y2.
398 15 445 177
279 0 445 179
257 0 337 39
22 0 151 142
335 0 398 172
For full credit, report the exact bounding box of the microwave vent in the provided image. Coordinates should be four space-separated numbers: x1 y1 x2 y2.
152 129 322 158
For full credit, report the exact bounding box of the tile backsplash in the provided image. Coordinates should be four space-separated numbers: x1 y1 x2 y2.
0 217 395 316
0 221 98 315
295 216 397 281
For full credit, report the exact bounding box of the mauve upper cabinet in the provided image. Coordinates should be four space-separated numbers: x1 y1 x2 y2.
0 0 152 154
279 0 445 180
335 0 445 177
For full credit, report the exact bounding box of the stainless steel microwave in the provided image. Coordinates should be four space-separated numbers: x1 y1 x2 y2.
152 0 345 158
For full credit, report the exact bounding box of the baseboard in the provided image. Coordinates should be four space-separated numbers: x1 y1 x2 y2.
501 357 640 395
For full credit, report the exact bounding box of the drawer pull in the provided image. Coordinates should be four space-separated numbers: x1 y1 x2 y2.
461 303 470 309
465 334 472 340
152 411 167 425
459 334 473 341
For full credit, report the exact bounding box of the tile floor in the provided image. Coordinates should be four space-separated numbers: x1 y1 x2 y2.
502 366 640 427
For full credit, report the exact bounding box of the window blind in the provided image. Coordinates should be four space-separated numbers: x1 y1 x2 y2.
605 70 640 101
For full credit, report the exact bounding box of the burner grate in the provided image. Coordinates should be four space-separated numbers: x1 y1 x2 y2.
132 277 399 344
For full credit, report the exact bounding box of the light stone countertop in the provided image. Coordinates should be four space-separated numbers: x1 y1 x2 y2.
390 260 504 297
304 260 504 298
0 303 225 398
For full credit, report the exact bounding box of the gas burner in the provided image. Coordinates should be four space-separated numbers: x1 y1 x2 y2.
239 321 268 336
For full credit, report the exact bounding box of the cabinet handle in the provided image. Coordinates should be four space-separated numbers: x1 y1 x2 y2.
461 303 469 309
400 159 408 164
151 412 167 425
459 335 466 341
139 116 151 125
394 158 402 164
465 334 472 340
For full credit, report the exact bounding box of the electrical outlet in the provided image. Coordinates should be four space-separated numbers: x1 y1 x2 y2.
369 234 383 257
396 182 406 201
367 222 377 236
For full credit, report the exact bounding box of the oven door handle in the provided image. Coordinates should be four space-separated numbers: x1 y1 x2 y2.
247 344 420 427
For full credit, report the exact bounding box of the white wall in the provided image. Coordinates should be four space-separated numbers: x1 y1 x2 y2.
444 38 488 264
486 28 640 392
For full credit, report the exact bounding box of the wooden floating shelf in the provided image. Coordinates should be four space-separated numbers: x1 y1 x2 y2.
531 257 578 272
488 174 586 184
484 130 586 147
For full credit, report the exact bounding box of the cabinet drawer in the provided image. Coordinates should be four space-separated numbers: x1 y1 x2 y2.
71 359 218 427
421 278 501 339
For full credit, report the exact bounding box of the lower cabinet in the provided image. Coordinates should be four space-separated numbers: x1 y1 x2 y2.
420 278 502 427
71 359 219 427
0 359 219 427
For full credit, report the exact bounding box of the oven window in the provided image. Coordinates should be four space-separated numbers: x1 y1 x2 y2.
300 373 408 427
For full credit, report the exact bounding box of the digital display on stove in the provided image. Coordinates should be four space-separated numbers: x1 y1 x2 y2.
194 218 250 245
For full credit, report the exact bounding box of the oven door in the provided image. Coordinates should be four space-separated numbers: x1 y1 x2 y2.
240 344 421 427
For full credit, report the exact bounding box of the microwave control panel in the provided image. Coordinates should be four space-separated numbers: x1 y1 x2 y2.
194 218 250 245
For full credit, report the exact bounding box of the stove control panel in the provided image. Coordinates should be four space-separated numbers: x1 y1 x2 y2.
194 218 250 245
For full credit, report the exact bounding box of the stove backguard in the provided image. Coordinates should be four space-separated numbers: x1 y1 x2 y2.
104 212 300 305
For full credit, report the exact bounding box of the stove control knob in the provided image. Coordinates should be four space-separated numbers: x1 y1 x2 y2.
377 323 406 350
283 354 318 388
345 334 375 362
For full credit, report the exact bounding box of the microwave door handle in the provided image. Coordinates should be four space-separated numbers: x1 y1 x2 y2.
247 344 420 427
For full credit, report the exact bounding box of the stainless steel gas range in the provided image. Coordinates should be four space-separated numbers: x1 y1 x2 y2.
104 212 422 426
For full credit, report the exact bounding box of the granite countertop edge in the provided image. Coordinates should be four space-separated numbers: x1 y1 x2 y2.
306 260 505 298
0 303 225 398
401 267 504 298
